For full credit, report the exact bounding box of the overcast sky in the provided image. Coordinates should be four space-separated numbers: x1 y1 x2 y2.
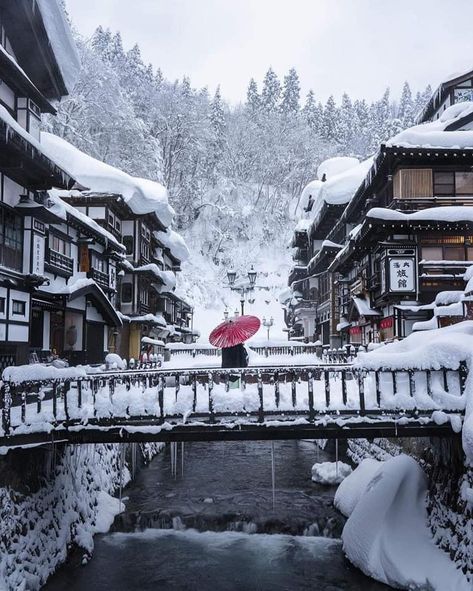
66 0 473 105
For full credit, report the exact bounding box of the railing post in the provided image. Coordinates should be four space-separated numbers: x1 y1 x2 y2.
208 372 215 423
375 370 381 407
257 371 264 423
274 371 280 409
341 370 347 406
426 369 432 399
21 386 27 424
77 380 82 409
459 361 468 396
442 369 449 392
358 370 366 416
391 371 397 396
408 370 416 398
307 371 315 421
63 380 70 422
175 373 180 402
2 382 11 435
324 369 330 408
158 375 165 421
291 371 297 408
192 375 197 413
52 381 58 421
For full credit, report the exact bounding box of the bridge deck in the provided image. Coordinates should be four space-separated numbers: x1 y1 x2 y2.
0 364 466 447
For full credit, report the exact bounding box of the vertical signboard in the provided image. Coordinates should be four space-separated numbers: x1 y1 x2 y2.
32 233 45 275
388 257 416 293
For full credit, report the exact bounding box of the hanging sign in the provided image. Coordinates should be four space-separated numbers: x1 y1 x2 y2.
32 233 45 275
79 244 90 273
380 316 393 329
388 257 416 292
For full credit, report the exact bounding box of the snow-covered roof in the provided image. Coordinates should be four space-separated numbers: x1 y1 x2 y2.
387 102 473 149
352 296 380 317
310 158 374 224
41 133 175 228
118 311 167 327
122 260 176 290
141 336 165 347
35 0 81 94
154 229 189 263
48 190 124 249
316 157 360 181
294 218 311 232
366 206 473 224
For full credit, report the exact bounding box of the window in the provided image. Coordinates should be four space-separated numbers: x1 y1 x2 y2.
12 300 25 315
50 234 71 257
0 207 22 271
444 246 464 261
115 219 121 232
393 169 433 199
421 246 442 261
91 252 107 274
433 171 473 197
0 298 5 314
123 235 133 255
121 282 133 303
455 172 473 195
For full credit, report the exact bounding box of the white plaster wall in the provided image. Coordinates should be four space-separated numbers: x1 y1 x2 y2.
9 324 28 342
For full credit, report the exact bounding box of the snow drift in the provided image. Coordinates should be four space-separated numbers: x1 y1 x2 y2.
335 455 470 590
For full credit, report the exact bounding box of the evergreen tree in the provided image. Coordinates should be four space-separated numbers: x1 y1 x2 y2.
338 93 354 153
302 90 318 130
246 78 260 111
398 82 414 128
261 67 281 112
320 95 338 142
280 68 300 115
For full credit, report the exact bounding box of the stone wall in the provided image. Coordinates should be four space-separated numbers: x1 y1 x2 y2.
0 441 162 590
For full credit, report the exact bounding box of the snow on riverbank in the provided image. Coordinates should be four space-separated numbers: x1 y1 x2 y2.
335 455 470 590
311 461 352 485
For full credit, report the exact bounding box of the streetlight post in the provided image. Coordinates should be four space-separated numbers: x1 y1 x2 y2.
225 265 259 316
262 316 274 341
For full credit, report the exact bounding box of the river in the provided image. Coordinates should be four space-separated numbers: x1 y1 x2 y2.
45 440 392 590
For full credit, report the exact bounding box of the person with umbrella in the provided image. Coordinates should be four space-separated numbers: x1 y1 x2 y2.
209 313 261 387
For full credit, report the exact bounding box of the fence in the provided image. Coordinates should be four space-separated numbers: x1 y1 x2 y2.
1 362 467 439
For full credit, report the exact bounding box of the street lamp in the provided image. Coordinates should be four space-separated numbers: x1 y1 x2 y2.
224 265 259 316
262 316 274 341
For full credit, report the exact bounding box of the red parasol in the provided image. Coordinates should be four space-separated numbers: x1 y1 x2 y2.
209 315 261 348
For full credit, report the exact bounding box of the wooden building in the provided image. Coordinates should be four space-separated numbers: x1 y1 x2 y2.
285 86 473 347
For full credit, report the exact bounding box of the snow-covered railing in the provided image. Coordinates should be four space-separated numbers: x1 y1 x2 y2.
167 343 328 359
0 362 467 445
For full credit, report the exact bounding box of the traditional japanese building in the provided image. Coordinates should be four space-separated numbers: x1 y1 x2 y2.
285 85 473 347
0 0 83 367
40 133 196 361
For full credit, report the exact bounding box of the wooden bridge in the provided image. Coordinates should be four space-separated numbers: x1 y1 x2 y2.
0 363 467 447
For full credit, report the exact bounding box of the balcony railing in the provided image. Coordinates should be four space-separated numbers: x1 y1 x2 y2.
293 300 318 314
88 268 110 289
47 249 73 275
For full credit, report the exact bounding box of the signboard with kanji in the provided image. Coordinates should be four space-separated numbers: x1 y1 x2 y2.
388 257 416 293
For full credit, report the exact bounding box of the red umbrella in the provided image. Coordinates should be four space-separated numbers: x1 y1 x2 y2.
209 315 261 348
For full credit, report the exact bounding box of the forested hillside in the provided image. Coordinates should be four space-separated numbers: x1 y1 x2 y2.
46 24 431 323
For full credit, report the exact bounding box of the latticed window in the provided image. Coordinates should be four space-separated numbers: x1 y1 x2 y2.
0 208 22 271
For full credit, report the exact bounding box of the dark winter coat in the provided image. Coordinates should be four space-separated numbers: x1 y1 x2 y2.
221 343 249 369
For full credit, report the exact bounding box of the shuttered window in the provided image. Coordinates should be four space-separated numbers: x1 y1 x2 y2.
393 169 433 198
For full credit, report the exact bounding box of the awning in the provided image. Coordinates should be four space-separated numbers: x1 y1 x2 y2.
352 296 381 317
67 283 122 327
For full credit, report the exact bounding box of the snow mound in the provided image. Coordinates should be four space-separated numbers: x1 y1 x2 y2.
387 101 473 149
105 353 126 370
40 133 174 227
311 461 352 485
2 364 87 384
317 156 360 181
336 455 470 590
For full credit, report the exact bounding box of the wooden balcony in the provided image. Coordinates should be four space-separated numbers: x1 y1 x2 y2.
46 249 73 276
88 268 110 290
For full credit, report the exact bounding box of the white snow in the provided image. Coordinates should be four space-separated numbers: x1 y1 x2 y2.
104 353 126 370
35 0 81 94
367 206 473 224
352 296 380 317
154 229 190 263
41 133 175 227
2 364 87 384
335 455 470 590
387 101 473 149
93 490 125 533
316 156 360 181
311 461 352 485
122 260 176 290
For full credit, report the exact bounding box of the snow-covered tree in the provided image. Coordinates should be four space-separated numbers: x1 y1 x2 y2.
246 78 260 111
261 67 281 112
280 68 300 115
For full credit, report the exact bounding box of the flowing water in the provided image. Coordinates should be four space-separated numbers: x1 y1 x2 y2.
45 440 392 590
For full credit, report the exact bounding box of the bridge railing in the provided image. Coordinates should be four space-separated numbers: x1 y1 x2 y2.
0 362 467 438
